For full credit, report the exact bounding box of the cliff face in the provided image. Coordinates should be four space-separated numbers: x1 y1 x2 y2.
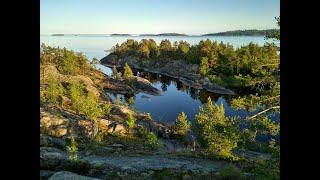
100 54 235 95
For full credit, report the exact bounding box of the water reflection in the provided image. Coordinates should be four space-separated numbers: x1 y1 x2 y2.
107 68 253 122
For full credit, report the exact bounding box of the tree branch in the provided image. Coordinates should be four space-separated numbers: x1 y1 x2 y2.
247 106 280 120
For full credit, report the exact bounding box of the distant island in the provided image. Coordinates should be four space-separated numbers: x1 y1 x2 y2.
140 33 188 36
203 29 277 36
51 34 64 36
49 30 278 37
110 33 132 36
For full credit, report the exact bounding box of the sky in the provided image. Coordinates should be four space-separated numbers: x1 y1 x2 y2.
40 0 280 35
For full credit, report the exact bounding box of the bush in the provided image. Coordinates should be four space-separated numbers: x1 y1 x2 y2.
195 97 239 160
218 166 242 180
100 102 112 116
137 126 149 138
126 114 136 129
42 74 65 104
66 137 78 161
146 132 159 150
58 50 90 75
69 80 103 120
253 158 279 180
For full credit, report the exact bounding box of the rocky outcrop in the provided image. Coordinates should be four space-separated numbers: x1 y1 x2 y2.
48 171 101 180
40 107 128 139
100 54 235 95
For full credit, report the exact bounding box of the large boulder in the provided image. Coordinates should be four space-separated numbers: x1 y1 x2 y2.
48 171 102 180
40 170 56 180
40 134 66 149
77 120 98 138
40 147 68 169
40 110 69 138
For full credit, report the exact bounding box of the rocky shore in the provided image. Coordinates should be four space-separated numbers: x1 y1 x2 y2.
100 54 235 95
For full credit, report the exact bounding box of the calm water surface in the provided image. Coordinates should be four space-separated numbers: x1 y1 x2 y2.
40 35 277 122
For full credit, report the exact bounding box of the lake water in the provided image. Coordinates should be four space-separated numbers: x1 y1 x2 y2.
40 35 277 122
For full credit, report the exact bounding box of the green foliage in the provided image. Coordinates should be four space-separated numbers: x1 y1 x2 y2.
218 166 242 180
100 101 112 116
253 158 280 180
159 39 174 58
195 97 239 160
111 39 279 93
146 132 159 150
127 96 135 106
40 44 91 75
69 80 103 120
123 63 134 80
41 74 65 104
137 126 149 138
112 39 139 57
199 57 209 76
174 112 191 137
66 137 78 161
126 113 136 129
112 65 122 80
266 16 280 40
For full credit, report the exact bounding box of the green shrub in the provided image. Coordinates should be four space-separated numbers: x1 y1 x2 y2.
58 50 90 75
195 97 239 160
146 132 159 150
218 166 242 180
101 102 112 116
42 74 65 104
66 137 78 161
137 126 149 138
126 114 136 129
253 158 279 180
69 80 103 120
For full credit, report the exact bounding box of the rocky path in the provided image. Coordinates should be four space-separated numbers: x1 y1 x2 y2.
40 146 231 179
83 154 229 173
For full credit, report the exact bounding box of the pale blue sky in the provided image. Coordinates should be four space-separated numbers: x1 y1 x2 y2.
40 0 280 35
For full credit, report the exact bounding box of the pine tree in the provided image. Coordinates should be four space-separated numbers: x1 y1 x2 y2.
123 63 134 80
174 112 191 136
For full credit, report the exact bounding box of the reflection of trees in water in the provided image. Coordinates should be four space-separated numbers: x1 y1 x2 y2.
117 68 235 105
175 81 187 92
186 87 199 100
198 90 221 104
159 75 171 92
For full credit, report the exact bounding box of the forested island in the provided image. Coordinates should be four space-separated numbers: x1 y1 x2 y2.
203 29 278 36
41 17 280 180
